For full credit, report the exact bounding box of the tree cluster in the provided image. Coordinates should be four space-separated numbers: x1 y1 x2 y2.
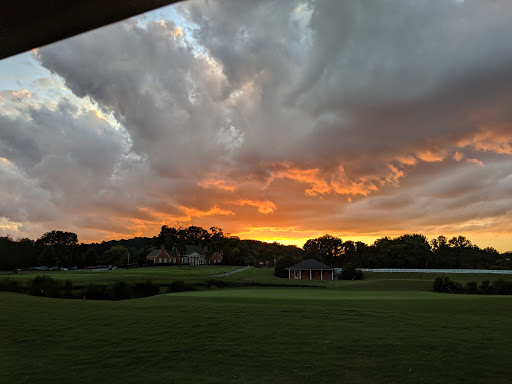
157 225 303 266
301 234 509 270
0 231 153 270
0 226 305 270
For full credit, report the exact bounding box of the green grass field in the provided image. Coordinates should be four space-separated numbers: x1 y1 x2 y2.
0 265 244 285
2 268 512 384
3 266 511 289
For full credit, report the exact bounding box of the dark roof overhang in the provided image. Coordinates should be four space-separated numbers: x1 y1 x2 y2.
0 0 182 60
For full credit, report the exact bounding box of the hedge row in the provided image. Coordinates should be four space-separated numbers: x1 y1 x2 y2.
433 275 512 295
0 276 194 300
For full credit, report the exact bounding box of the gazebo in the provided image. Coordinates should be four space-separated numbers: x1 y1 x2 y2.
286 259 334 280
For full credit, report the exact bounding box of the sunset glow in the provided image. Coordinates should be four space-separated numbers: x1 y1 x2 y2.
1 0 512 252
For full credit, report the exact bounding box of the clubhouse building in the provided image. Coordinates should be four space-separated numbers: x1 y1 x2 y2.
286 259 334 280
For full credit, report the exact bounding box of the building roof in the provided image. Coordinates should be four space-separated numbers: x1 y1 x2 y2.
184 245 206 256
146 247 178 258
146 249 164 258
207 251 223 260
286 259 333 270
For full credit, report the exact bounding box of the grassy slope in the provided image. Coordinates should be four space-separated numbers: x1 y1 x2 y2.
2 266 511 288
2 286 512 384
0 265 243 285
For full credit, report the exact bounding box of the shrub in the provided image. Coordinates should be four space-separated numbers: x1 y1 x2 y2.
207 279 226 289
0 278 24 293
29 275 63 297
465 281 478 294
133 280 160 298
112 281 132 300
166 280 193 293
434 277 512 295
479 280 492 294
490 279 512 295
452 281 463 293
63 279 73 298
433 275 462 293
82 284 110 300
340 263 364 280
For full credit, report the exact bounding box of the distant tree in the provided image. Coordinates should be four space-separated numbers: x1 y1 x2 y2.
373 234 431 268
303 234 344 267
103 245 128 266
37 230 78 267
83 248 98 267
186 226 210 246
430 235 453 268
38 230 78 248
448 235 472 249
448 236 475 268
38 246 57 266
274 255 300 278
136 249 148 266
430 235 448 252
0 236 17 270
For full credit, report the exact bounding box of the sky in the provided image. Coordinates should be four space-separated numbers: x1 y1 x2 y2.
0 0 512 252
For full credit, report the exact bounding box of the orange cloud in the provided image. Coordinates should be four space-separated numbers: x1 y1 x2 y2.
395 154 417 165
12 90 32 101
457 122 512 155
180 206 235 219
158 20 184 39
382 164 403 186
268 163 389 197
232 226 327 246
94 109 107 121
0 217 21 232
453 152 464 161
467 158 483 166
417 148 446 162
172 26 183 38
235 199 277 214
116 205 235 231
199 177 237 192
276 167 331 196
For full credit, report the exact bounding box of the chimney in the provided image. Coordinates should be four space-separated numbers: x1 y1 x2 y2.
161 244 165 252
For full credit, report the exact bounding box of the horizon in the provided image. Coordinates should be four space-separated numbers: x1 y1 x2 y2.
6 226 511 254
1 1 512 253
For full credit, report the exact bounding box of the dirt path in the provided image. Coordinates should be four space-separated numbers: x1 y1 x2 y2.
212 266 253 277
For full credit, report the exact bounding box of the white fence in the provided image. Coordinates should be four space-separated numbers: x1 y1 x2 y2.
356 268 512 274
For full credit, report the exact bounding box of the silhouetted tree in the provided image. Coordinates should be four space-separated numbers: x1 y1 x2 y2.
103 245 128 266
37 230 78 267
303 234 344 267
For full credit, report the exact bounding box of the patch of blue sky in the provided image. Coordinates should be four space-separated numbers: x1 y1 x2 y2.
0 51 49 91
136 2 190 29
0 1 207 132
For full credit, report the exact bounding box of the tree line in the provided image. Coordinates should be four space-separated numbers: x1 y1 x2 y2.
0 226 303 270
301 233 511 270
1 227 510 271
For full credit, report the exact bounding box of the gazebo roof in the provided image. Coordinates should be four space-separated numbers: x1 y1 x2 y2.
286 259 333 270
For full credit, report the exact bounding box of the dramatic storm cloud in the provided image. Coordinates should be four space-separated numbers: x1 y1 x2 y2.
1 0 512 250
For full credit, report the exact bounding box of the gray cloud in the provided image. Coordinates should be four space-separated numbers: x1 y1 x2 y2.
1 0 512 249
